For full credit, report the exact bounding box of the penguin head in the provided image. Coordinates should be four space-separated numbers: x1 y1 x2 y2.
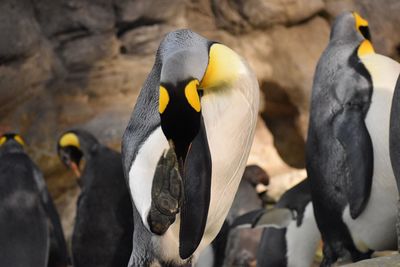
159 48 207 159
0 132 25 148
330 12 371 43
159 30 242 162
57 131 83 178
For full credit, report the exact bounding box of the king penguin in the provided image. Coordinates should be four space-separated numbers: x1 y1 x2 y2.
306 12 400 266
230 179 319 267
122 29 259 266
57 129 133 267
0 133 69 267
256 179 320 267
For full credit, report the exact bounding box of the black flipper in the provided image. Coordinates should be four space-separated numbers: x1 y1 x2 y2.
390 74 400 190
33 166 70 266
179 117 212 259
230 209 264 229
333 107 373 219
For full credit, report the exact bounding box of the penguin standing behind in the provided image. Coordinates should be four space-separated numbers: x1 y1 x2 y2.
122 29 259 266
306 12 400 266
231 179 319 267
57 129 133 267
256 179 319 267
0 133 69 267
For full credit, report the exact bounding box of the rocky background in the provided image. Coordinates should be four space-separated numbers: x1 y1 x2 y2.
1 0 400 262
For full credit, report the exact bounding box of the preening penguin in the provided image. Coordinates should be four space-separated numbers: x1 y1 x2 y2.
57 129 133 267
0 133 69 267
306 12 400 266
122 29 259 266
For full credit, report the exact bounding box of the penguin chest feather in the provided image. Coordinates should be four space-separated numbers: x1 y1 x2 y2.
342 54 400 251
196 69 259 251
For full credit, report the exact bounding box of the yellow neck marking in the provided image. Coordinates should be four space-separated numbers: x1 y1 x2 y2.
185 79 201 112
0 136 6 146
159 85 170 114
200 43 241 90
14 135 25 146
358 40 375 57
59 133 80 148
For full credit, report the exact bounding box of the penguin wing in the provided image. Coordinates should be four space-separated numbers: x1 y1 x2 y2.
231 208 294 229
390 74 400 189
254 208 294 229
180 116 212 259
333 105 373 219
32 165 70 265
276 178 311 226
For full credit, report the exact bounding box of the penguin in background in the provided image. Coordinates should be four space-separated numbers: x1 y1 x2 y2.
389 74 400 249
57 129 133 267
0 133 69 267
122 29 259 266
306 11 400 266
231 179 320 267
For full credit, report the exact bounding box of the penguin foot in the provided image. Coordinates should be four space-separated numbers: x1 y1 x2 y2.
320 244 338 267
148 147 183 235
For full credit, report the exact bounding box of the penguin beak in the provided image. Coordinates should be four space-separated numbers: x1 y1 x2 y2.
58 147 82 179
69 161 81 178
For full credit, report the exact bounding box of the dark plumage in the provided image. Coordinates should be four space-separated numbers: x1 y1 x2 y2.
0 133 69 267
57 129 133 267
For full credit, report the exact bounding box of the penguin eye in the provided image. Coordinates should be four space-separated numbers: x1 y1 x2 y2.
184 79 200 112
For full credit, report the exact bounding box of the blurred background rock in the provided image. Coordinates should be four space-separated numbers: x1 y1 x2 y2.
1 0 400 250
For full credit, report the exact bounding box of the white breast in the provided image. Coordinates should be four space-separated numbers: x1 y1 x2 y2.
286 202 320 267
342 53 400 251
129 60 259 262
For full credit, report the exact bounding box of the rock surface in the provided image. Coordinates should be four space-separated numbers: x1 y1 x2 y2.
344 254 400 267
1 0 400 257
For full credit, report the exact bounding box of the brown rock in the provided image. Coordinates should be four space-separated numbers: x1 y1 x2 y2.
344 254 400 267
0 0 41 59
120 24 174 56
212 0 324 33
33 0 115 38
265 16 330 138
114 0 184 24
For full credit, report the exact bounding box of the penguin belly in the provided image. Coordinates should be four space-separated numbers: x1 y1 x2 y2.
342 54 400 251
286 202 320 267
